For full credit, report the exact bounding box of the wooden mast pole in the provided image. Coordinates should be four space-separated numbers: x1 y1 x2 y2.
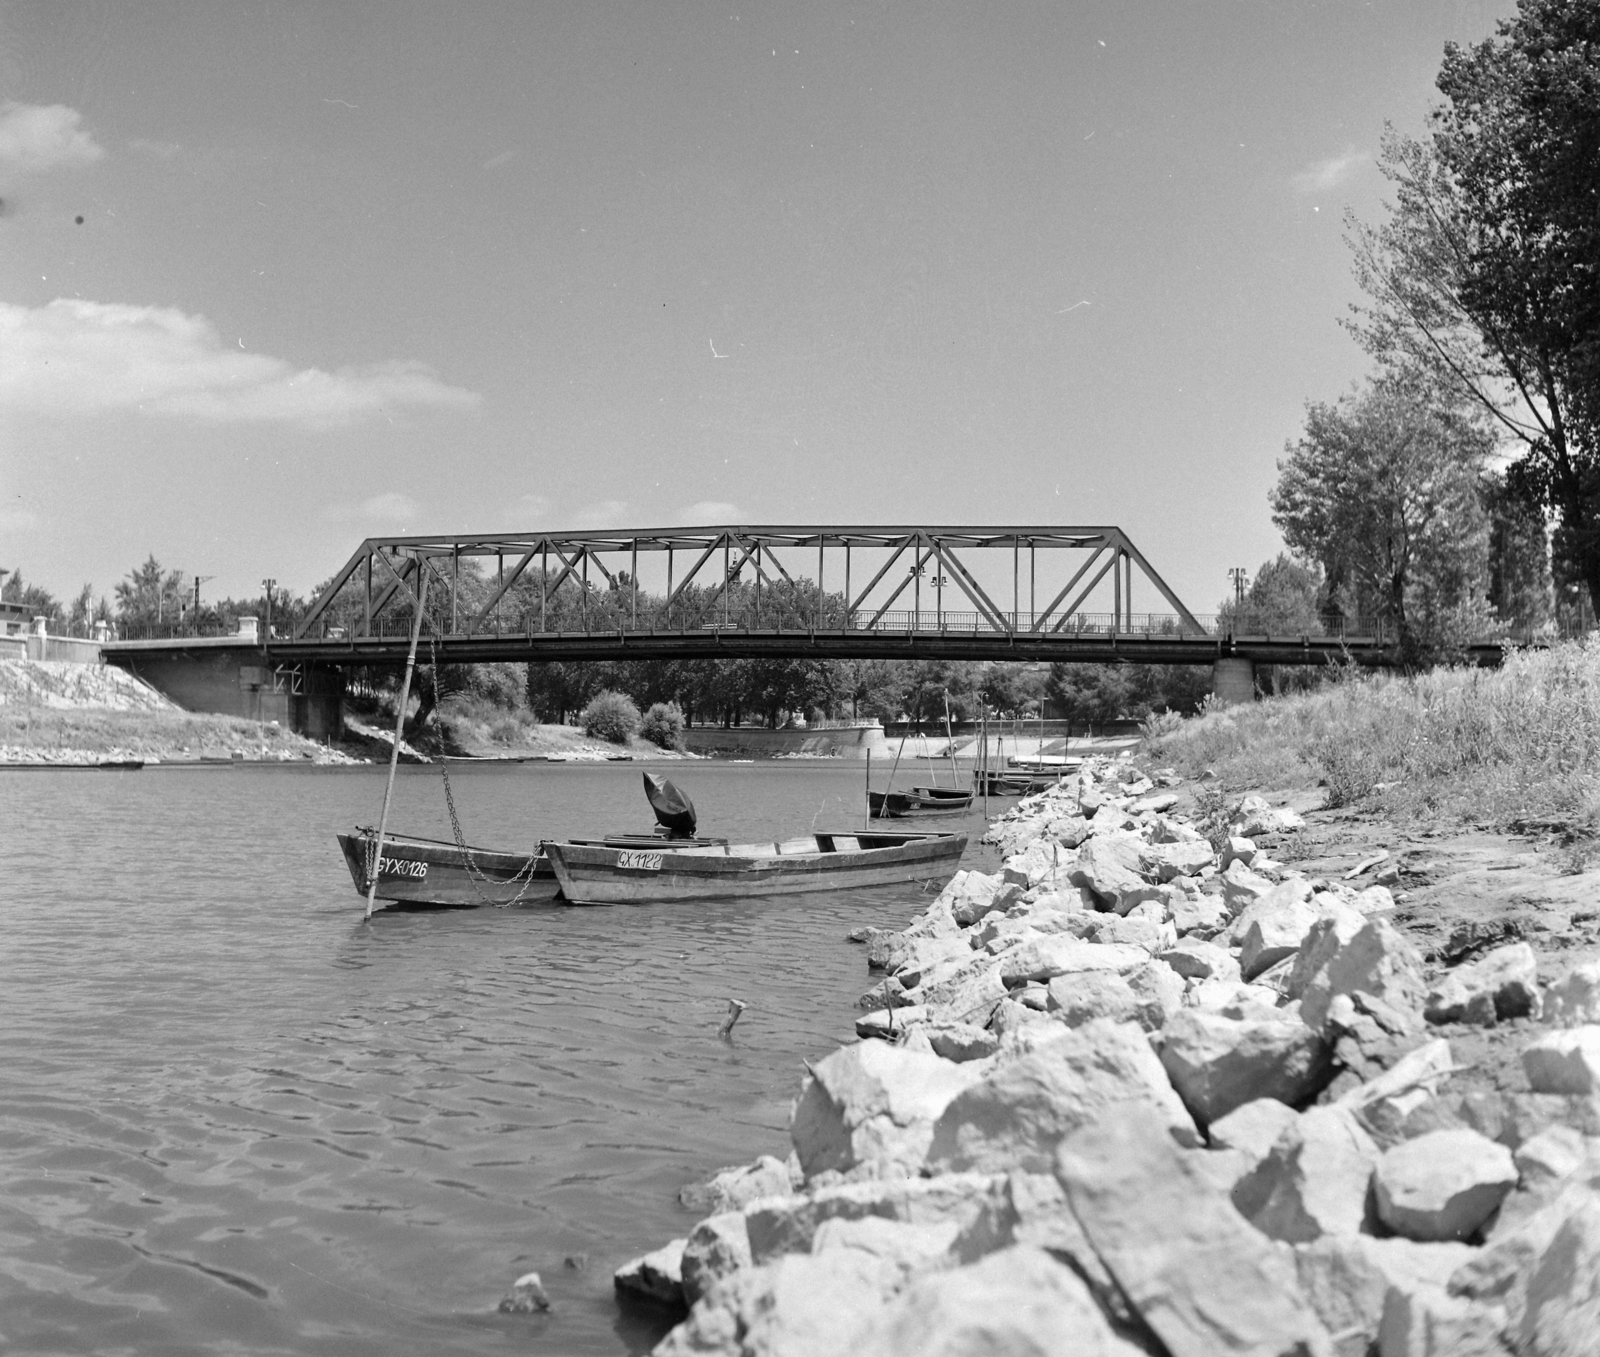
365 570 428 921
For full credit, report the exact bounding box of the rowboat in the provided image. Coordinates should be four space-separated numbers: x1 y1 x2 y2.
336 826 732 907
869 787 973 817
337 829 561 906
544 828 967 904
338 772 722 907
975 772 1053 797
909 785 974 811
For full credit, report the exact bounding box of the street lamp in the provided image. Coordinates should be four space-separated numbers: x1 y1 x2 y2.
262 578 276 643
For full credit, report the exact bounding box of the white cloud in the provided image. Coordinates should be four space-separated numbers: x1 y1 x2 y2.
1290 149 1367 194
511 493 552 521
0 102 105 174
0 502 40 533
0 299 480 429
323 492 419 525
676 500 740 524
569 499 629 529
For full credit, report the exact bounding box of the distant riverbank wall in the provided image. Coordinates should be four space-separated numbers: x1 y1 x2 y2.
682 721 889 759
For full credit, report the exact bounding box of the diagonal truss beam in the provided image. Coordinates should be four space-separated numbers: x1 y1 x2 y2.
1032 546 1106 632
662 533 728 613
468 550 536 633
848 537 914 621
862 544 933 630
296 540 373 639
1051 551 1120 631
928 539 1010 634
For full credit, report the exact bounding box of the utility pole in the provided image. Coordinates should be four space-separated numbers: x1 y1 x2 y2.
192 575 214 635
261 578 276 644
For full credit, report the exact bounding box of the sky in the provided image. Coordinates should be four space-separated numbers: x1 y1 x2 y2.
0 0 1509 617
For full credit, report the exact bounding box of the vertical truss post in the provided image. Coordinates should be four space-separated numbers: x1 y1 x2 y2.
666 546 674 629
631 541 638 628
817 537 824 628
497 552 504 637
451 546 459 633
754 542 762 627
581 549 589 632
936 541 943 629
1030 541 1036 620
723 539 730 627
1113 549 1123 632
1012 538 1019 629
845 544 852 628
364 551 372 637
541 544 547 632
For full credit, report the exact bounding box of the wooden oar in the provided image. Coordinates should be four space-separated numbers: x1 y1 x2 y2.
365 573 429 921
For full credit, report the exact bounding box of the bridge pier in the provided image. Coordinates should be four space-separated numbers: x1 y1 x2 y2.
1210 657 1255 706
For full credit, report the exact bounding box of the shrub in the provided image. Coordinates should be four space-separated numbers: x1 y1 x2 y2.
639 701 686 750
488 714 529 746
582 690 641 744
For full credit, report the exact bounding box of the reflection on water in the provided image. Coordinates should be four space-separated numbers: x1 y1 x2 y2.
2 762 994 1355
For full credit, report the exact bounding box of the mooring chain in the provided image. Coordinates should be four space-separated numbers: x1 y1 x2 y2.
427 628 547 908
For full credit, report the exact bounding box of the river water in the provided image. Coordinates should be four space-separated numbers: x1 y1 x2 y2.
2 760 994 1356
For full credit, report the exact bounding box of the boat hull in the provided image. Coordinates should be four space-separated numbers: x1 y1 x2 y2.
545 830 967 905
337 830 560 907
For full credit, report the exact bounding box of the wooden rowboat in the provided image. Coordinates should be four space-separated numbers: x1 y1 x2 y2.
869 788 973 817
544 828 967 905
337 829 561 907
337 815 732 907
909 785 974 811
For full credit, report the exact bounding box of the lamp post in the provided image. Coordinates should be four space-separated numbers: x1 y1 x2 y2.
261 578 276 645
1228 568 1248 631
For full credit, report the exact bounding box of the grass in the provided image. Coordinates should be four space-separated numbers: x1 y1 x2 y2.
0 706 326 759
1142 638 1600 833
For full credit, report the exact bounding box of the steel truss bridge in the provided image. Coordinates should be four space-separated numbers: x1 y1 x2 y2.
262 525 1460 668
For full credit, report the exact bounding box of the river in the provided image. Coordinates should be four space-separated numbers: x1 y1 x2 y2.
1 760 995 1356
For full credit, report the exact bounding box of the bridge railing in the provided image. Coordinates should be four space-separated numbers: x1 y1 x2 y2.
294 605 1402 644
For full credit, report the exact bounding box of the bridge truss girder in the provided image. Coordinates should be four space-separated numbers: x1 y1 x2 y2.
294 524 1205 645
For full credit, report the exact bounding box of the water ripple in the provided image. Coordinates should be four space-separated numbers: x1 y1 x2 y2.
5 762 996 1354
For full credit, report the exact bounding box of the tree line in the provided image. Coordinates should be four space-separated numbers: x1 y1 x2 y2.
1260 0 1600 668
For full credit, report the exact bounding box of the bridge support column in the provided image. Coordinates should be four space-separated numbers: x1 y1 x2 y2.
1211 657 1255 706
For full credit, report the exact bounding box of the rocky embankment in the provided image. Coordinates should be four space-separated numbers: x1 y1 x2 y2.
601 757 1600 1356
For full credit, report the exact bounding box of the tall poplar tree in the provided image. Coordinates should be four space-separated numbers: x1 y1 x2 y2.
1346 0 1600 608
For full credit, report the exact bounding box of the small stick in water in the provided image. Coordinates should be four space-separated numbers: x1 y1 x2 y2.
718 999 747 1039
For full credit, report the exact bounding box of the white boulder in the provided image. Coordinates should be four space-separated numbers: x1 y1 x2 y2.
926 1019 1199 1174
1522 1026 1600 1095
1234 1105 1379 1243
1374 1128 1517 1242
789 1039 980 1179
1158 1007 1334 1129
1424 942 1541 1026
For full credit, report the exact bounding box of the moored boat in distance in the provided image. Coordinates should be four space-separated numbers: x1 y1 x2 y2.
545 828 966 905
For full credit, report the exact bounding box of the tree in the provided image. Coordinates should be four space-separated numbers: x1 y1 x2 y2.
0 569 60 624
1218 555 1324 635
114 555 187 631
1482 471 1553 632
1271 380 1493 662
979 663 1047 719
1346 2 1600 609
